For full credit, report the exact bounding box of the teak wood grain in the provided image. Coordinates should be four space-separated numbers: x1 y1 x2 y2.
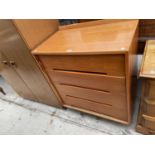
13 19 59 50
0 20 61 107
33 20 139 124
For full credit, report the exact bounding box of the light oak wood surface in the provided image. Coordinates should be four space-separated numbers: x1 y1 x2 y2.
0 52 36 100
48 69 126 95
63 93 127 121
39 55 125 76
33 20 139 124
13 19 59 50
64 104 128 124
33 20 138 55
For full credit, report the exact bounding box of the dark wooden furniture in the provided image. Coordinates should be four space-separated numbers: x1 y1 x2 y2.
138 19 155 54
33 20 139 124
136 40 155 134
0 20 61 107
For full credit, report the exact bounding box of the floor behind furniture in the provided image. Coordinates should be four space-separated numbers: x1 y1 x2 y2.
0 77 141 135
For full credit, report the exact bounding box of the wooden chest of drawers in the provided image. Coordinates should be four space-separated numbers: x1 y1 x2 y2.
137 40 155 134
33 20 139 124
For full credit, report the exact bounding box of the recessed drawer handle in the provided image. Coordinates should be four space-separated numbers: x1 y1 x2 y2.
2 60 8 65
60 83 110 94
9 61 16 66
53 68 108 75
66 95 112 107
144 98 155 105
142 114 155 122
142 114 155 133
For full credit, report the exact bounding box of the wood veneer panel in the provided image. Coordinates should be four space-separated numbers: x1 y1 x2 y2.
48 69 126 95
39 55 125 76
33 20 139 124
0 52 36 100
13 19 59 50
0 20 60 107
64 94 127 121
33 20 139 55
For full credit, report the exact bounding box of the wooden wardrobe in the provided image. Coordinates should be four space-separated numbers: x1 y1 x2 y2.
0 20 61 107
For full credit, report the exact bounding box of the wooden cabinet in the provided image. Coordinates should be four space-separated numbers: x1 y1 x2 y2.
136 40 155 134
138 19 155 54
33 20 139 124
0 52 35 100
0 20 61 107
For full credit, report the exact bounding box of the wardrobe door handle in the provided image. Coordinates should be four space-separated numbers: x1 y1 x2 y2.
2 60 8 65
9 61 16 66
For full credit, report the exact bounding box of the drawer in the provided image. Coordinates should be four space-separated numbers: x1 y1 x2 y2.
142 114 155 134
39 54 125 76
55 84 127 121
47 70 126 95
144 80 155 99
143 98 155 117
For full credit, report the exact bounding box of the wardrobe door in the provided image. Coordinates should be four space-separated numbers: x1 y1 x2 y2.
0 52 37 101
0 20 60 107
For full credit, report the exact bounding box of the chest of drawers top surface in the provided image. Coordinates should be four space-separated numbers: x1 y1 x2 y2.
140 40 155 78
32 20 138 55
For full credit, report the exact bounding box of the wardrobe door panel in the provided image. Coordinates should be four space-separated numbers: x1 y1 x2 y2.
0 20 60 107
0 52 36 100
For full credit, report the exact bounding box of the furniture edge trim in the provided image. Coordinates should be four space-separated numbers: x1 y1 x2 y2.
63 104 129 125
10 20 62 107
34 55 64 107
139 40 155 78
59 19 138 31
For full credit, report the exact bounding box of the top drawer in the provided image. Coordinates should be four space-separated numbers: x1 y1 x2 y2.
39 55 125 77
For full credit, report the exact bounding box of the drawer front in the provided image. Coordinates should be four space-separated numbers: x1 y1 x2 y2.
142 114 155 133
48 70 126 95
55 84 127 121
40 54 125 76
144 80 155 99
39 54 127 121
143 98 155 117
142 80 155 117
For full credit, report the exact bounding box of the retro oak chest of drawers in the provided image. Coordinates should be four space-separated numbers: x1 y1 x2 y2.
33 20 139 124
136 40 155 134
